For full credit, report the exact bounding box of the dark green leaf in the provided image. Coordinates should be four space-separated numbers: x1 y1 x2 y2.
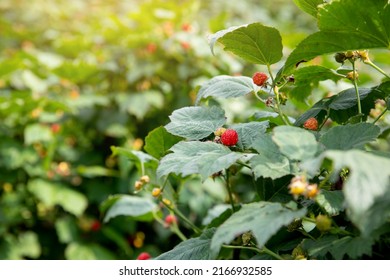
144 126 183 159
210 201 306 258
315 190 344 216
165 106 226 140
155 228 216 260
195 75 255 105
320 123 380 150
282 0 390 75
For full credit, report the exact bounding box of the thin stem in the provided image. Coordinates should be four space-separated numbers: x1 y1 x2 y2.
222 245 284 260
373 108 388 124
162 201 202 234
153 211 187 241
351 61 362 120
225 170 237 212
364 60 390 79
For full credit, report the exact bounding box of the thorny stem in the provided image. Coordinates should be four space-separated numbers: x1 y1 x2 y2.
222 245 284 260
351 60 362 121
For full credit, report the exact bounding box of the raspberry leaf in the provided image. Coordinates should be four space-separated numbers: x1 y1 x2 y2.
230 121 269 150
102 195 159 223
320 123 380 150
165 106 226 140
210 23 283 65
157 141 243 181
281 0 390 75
272 126 319 161
195 75 255 105
144 126 183 159
293 0 325 18
155 228 216 260
302 150 390 237
210 202 307 258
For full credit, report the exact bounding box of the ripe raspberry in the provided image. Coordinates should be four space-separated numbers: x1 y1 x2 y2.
252 72 268 86
220 129 238 146
90 220 101 232
136 252 151 260
164 214 177 226
51 123 61 134
303 117 318 131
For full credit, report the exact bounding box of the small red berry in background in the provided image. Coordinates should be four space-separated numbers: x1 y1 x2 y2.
181 23 192 32
180 41 191 50
164 214 177 226
90 220 101 232
303 117 319 131
220 129 239 146
252 72 268 86
136 252 151 260
51 123 61 134
146 43 157 54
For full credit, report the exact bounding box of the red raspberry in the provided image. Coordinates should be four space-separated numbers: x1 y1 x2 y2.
51 123 61 134
220 129 239 146
303 117 318 131
164 214 177 226
136 252 151 260
90 220 101 232
252 72 268 86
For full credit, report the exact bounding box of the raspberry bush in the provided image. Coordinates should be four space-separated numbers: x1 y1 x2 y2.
103 0 390 260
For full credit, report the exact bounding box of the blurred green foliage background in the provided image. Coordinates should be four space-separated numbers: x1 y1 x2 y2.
1 0 387 260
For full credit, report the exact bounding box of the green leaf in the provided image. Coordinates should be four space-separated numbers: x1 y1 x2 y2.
24 123 53 145
302 235 374 259
65 243 116 260
212 23 283 65
155 228 216 260
165 106 226 140
27 179 87 216
272 126 319 161
157 141 243 181
295 85 387 126
195 75 255 105
303 150 390 237
293 0 325 18
210 201 307 258
103 195 158 223
230 121 269 150
320 123 380 150
15 232 41 259
249 134 292 179
282 0 390 74
144 126 183 159
55 217 79 244
293 66 343 86
315 190 344 216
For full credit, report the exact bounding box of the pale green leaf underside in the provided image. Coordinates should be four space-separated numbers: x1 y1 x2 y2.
303 150 390 237
293 0 325 18
165 106 226 140
272 126 318 161
195 75 255 105
157 141 243 180
103 195 158 223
